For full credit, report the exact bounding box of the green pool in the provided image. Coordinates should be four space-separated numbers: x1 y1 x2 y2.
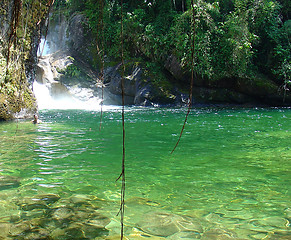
0 107 290 239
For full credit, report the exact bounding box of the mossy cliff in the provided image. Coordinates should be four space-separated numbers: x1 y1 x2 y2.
0 0 50 120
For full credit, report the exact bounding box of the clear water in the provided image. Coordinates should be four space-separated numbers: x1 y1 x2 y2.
0 107 290 239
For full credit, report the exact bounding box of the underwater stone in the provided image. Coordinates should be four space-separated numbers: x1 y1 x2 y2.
52 207 74 220
18 196 51 211
285 208 291 219
127 228 167 240
126 197 160 207
167 231 201 239
105 235 129 240
50 228 66 240
9 221 31 236
216 209 254 220
51 198 71 209
0 223 12 238
86 213 110 228
69 194 92 204
71 209 91 221
137 211 202 237
0 175 20 190
22 209 46 219
256 216 289 228
36 194 61 204
200 228 237 240
250 233 268 239
64 223 86 239
83 223 109 238
22 228 50 240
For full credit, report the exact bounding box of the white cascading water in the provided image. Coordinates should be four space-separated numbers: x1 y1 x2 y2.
33 38 103 110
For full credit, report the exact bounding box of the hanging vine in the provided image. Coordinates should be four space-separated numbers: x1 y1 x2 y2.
171 0 196 154
116 0 126 239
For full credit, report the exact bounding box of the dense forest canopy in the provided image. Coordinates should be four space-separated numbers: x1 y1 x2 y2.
53 0 290 92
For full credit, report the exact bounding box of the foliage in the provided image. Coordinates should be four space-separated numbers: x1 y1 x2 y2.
47 0 291 103
66 0 288 85
63 64 82 78
0 0 50 120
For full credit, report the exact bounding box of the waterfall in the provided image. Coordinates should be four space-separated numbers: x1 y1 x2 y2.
33 38 103 110
33 81 103 110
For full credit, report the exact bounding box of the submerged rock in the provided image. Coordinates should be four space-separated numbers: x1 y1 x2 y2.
9 221 31 237
52 207 74 221
64 223 86 239
200 228 244 240
0 175 21 190
255 216 289 228
167 231 201 239
0 223 12 238
137 211 203 237
18 194 60 211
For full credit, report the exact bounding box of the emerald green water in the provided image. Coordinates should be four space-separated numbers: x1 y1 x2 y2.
0 107 290 239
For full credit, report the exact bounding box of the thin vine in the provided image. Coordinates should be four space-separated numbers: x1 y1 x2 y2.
116 0 126 239
171 0 196 154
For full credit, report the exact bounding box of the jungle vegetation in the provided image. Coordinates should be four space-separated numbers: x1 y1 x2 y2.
0 0 290 120
0 0 52 120
54 0 291 94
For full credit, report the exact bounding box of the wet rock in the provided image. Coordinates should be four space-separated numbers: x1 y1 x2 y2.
269 233 291 240
200 228 237 240
83 222 109 238
215 208 253 220
52 207 73 221
250 233 268 239
105 220 122 236
50 228 66 240
71 209 91 221
285 208 291 219
105 236 129 240
86 213 110 229
69 194 92 205
225 203 244 211
0 175 20 190
205 212 224 224
9 221 31 236
0 200 20 222
127 228 166 239
137 211 202 237
51 198 71 209
29 217 47 229
167 231 201 239
36 194 60 205
255 216 289 228
0 223 12 238
64 223 86 239
18 195 54 211
22 228 50 240
23 209 46 219
126 197 160 207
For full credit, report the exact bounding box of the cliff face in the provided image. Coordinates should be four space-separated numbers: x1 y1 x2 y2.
0 0 49 120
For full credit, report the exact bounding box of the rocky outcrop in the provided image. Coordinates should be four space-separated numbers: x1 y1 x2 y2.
105 63 180 106
164 54 291 106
